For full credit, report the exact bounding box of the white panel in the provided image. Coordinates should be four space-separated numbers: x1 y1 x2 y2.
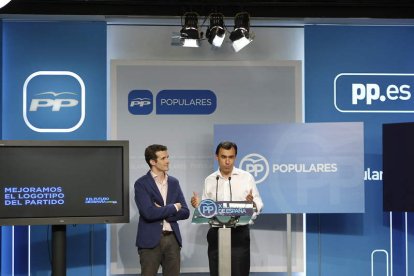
107 24 305 275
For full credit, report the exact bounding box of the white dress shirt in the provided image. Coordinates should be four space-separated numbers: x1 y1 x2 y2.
151 171 173 232
202 167 263 223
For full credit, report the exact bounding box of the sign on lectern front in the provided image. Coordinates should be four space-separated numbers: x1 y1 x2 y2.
192 199 254 226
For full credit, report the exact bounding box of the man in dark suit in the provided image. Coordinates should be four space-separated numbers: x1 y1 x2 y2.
134 144 189 276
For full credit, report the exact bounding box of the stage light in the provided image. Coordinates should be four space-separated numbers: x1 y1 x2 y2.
206 13 226 48
178 12 201 48
229 12 253 52
0 0 12 9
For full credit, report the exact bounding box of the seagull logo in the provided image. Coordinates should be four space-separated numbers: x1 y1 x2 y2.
35 91 78 97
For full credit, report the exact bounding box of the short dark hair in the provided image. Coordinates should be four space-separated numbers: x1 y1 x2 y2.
215 141 238 156
145 144 168 168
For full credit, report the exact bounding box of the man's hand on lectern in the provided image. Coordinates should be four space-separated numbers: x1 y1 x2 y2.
246 189 254 202
191 191 200 208
246 189 257 211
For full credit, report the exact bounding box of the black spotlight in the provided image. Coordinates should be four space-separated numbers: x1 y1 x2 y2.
229 12 253 52
206 13 226 47
179 12 201 47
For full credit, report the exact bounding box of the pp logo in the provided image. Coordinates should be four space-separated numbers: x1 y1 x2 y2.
198 199 217 218
239 153 270 184
128 90 153 115
23 71 85 132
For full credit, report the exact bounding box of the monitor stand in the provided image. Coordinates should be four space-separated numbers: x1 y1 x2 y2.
52 225 66 276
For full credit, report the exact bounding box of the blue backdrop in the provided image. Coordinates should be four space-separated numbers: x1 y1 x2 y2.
214 122 364 214
305 25 414 276
2 21 106 139
1 21 107 276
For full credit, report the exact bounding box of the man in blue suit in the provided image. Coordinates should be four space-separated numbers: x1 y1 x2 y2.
134 144 190 276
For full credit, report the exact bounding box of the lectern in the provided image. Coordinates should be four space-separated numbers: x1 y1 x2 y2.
192 200 254 276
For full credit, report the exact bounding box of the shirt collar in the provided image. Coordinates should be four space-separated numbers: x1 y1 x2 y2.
216 167 241 178
150 171 168 182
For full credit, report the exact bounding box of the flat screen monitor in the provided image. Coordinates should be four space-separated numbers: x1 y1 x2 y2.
0 140 129 225
383 122 414 212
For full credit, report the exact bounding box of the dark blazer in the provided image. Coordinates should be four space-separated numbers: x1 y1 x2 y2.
134 170 189 249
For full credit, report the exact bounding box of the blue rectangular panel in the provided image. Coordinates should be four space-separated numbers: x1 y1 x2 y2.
214 122 364 213
305 25 414 276
2 21 106 139
1 21 107 276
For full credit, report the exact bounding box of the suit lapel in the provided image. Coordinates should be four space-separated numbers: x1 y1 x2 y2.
146 171 163 204
166 178 174 204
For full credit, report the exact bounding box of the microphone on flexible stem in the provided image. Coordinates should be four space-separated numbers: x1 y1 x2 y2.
215 175 220 201
228 176 232 201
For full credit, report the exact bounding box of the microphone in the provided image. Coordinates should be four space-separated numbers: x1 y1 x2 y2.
215 175 220 201
228 177 232 201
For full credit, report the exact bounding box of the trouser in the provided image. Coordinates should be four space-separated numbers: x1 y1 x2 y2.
207 225 250 276
138 232 180 276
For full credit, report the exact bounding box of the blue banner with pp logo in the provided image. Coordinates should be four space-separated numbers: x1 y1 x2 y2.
198 200 254 218
214 122 364 214
305 25 414 276
156 90 216 114
1 21 107 276
2 21 106 139
128 89 217 115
